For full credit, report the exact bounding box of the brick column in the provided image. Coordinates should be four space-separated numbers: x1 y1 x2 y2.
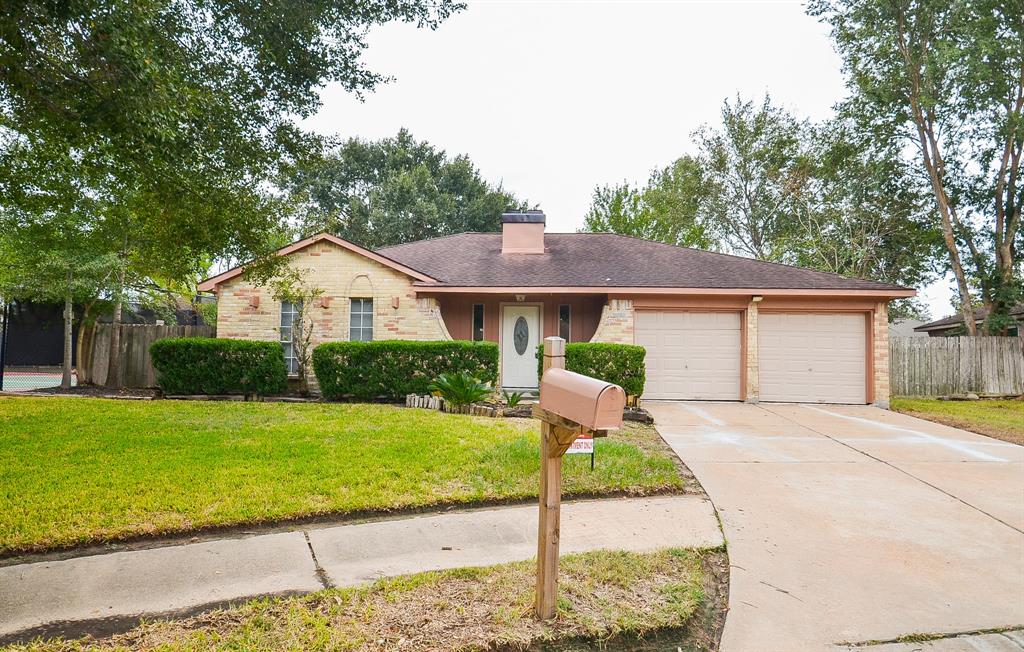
872 302 890 408
589 299 635 344
745 299 760 403
415 297 453 341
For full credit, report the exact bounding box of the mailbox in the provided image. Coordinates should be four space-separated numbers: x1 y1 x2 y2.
539 368 626 431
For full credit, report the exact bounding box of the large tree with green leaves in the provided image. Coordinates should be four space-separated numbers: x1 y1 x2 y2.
791 119 942 319
586 96 812 262
583 156 712 248
1 0 461 384
809 0 1024 334
283 129 524 248
697 95 812 262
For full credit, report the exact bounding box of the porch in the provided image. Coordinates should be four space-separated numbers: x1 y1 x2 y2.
428 293 607 390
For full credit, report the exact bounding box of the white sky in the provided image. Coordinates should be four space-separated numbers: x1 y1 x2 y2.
302 0 955 320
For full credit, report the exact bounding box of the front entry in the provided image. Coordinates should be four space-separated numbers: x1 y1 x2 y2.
501 304 541 389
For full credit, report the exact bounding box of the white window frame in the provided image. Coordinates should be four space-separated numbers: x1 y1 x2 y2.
350 298 373 341
280 300 302 375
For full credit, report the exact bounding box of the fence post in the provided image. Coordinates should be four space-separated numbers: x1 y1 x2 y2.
0 301 8 392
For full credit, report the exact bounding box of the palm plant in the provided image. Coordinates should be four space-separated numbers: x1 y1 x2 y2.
428 372 492 412
502 390 524 407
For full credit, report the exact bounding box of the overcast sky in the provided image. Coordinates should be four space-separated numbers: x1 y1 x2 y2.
302 0 954 319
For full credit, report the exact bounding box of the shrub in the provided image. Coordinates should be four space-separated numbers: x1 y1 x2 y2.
150 338 288 395
502 390 524 407
313 340 499 401
536 342 646 397
429 371 493 409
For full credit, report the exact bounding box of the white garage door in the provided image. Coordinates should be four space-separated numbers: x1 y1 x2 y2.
635 311 742 400
759 313 866 404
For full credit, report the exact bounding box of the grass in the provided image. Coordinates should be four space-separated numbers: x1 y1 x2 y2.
3 548 713 652
891 397 1024 446
0 397 683 554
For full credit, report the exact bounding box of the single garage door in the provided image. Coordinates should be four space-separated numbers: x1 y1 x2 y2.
635 311 742 400
759 312 866 404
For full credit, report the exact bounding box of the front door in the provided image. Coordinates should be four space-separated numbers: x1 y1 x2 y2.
501 305 541 389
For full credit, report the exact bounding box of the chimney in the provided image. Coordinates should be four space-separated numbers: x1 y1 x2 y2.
501 210 546 254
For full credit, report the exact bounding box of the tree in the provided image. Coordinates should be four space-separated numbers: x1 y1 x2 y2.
1 0 462 383
809 0 1024 334
697 95 812 262
0 220 117 388
269 267 323 396
582 156 712 248
791 119 943 320
284 129 524 248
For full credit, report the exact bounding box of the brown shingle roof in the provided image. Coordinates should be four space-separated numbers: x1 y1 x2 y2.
915 304 1024 331
377 233 912 292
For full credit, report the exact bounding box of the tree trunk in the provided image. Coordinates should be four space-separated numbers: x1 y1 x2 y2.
61 288 73 390
75 301 95 385
105 267 126 388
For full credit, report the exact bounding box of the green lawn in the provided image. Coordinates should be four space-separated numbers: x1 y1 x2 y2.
0 397 683 554
5 548 714 652
892 397 1024 446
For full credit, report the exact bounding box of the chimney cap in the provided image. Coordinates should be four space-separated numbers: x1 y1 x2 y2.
501 210 545 225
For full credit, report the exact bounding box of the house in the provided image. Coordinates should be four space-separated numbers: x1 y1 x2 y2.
889 318 928 339
914 305 1024 337
197 210 914 406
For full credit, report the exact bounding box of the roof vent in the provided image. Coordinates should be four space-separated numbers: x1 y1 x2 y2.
501 210 545 254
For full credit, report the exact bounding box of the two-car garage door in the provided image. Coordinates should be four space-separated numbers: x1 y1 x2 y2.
636 310 867 404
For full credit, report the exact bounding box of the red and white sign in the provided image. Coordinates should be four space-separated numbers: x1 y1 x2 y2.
566 433 594 455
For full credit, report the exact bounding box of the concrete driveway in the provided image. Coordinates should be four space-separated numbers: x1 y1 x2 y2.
647 401 1024 652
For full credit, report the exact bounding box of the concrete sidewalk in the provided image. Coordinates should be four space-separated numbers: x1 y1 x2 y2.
0 495 722 640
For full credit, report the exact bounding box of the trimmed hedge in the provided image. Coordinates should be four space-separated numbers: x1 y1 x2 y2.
536 342 646 397
150 338 288 395
313 340 499 401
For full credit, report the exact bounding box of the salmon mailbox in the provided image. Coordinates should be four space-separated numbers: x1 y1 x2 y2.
539 368 626 431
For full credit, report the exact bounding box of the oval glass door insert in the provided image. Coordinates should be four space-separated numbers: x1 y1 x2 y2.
513 316 529 355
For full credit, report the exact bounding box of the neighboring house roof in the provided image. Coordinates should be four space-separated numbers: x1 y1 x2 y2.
889 319 927 338
378 233 913 294
915 304 1024 333
197 233 436 292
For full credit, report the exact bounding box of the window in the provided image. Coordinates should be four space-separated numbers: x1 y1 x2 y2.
472 304 484 341
350 298 373 341
280 300 302 374
558 304 571 341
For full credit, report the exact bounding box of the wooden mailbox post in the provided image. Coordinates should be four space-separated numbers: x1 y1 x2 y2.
533 336 626 620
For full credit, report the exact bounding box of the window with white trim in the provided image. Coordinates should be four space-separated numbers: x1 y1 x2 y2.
350 298 373 341
280 300 302 374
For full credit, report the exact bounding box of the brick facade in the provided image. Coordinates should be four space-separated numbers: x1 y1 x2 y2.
215 240 451 350
745 300 760 403
589 299 635 344
872 301 890 408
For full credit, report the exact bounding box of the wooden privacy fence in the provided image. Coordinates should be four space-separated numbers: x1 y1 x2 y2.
78 324 216 388
890 336 1024 397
